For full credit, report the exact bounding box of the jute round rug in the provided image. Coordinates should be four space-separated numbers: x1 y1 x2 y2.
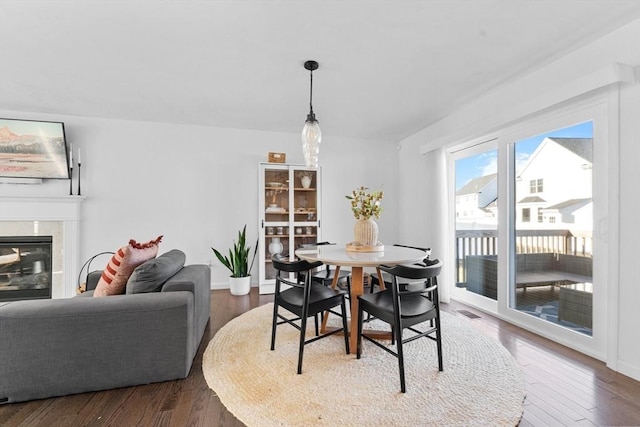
203 303 525 426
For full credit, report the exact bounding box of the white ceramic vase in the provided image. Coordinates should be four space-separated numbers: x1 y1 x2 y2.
229 276 251 296
354 218 378 247
301 175 312 189
269 237 283 256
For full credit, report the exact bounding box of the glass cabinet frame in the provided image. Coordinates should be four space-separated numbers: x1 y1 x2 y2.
258 163 322 294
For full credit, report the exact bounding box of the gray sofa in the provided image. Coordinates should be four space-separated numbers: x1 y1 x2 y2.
0 249 211 404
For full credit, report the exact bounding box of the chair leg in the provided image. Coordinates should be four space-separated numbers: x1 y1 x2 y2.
297 314 308 375
356 303 364 359
314 313 319 336
435 314 443 372
270 300 279 351
395 320 406 393
341 297 350 354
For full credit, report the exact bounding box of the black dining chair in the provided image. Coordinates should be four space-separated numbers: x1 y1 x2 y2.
369 244 432 292
298 242 352 293
271 254 351 374
357 260 443 393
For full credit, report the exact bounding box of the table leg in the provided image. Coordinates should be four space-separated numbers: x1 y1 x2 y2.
375 267 385 290
319 265 389 353
321 265 343 333
349 266 364 352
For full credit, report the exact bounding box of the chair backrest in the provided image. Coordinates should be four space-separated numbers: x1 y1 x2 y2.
297 241 334 249
392 244 431 263
380 260 442 295
271 254 322 274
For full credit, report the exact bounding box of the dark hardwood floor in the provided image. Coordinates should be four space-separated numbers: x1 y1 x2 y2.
1 289 639 426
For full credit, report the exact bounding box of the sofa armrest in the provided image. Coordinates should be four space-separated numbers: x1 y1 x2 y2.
162 264 211 357
0 292 194 403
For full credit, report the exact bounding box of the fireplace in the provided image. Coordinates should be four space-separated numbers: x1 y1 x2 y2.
0 195 83 298
0 235 53 301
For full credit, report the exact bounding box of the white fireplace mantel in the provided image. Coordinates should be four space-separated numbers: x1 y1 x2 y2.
0 195 84 298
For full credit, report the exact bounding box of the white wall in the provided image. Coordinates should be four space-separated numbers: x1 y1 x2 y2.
397 19 640 380
0 112 398 286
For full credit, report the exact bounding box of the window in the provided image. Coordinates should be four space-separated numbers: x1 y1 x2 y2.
537 209 543 223
529 178 543 193
522 208 530 222
549 216 556 223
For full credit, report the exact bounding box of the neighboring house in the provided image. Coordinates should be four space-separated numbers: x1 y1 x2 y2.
516 137 592 232
455 173 497 225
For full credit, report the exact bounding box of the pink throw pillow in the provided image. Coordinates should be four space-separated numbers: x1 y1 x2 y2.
93 236 163 297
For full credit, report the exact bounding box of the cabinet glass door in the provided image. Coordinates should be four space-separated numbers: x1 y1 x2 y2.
292 169 318 249
263 167 290 283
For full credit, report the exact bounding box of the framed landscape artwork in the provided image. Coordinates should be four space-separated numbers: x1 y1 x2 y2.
0 118 70 179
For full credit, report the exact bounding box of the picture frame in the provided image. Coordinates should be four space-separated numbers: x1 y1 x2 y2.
0 118 70 179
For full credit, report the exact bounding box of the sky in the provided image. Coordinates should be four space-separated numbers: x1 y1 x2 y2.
455 120 593 190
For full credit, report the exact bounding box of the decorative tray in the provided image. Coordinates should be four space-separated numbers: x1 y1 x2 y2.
345 242 385 252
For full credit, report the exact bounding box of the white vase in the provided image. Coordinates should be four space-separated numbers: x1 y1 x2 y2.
229 276 251 296
354 218 378 247
301 175 312 189
268 237 283 256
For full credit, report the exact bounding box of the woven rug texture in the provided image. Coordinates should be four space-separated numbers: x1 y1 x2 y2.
203 303 526 426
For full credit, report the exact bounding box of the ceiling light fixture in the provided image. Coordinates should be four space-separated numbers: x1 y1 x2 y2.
301 60 321 168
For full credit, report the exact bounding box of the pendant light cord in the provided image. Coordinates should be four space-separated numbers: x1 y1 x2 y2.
308 69 314 115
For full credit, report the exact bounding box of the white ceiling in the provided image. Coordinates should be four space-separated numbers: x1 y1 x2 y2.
1 1 639 142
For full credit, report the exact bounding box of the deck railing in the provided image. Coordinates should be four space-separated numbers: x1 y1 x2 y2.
456 229 592 283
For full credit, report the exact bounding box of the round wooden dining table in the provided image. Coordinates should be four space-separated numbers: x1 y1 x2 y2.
295 244 427 351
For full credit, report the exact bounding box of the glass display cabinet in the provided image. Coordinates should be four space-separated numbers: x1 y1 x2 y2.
258 163 321 294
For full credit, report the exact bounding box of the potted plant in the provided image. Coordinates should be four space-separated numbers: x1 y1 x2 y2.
346 186 384 248
212 225 258 295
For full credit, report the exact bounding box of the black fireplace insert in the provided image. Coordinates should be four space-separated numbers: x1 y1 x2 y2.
0 235 53 302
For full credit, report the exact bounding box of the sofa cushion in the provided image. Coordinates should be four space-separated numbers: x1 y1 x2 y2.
126 249 186 294
94 236 163 297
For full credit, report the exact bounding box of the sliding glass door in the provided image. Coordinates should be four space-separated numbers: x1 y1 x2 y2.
449 99 609 359
512 122 594 336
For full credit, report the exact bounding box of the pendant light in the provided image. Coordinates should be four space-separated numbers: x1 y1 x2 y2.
301 60 321 168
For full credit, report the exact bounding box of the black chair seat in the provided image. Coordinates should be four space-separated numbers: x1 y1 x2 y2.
310 267 351 286
358 290 436 321
280 284 346 311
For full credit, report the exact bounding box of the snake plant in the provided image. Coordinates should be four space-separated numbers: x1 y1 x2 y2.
212 225 258 278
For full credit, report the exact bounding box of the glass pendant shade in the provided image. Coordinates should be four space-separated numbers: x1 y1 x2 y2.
302 118 321 168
